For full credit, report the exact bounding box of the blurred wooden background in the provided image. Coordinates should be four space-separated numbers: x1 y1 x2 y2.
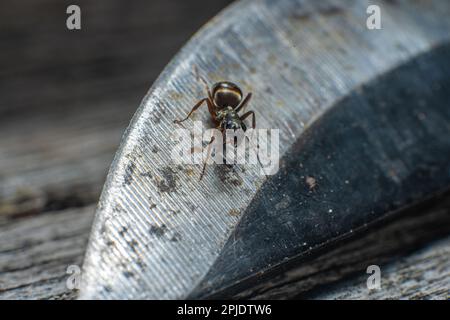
0 0 448 299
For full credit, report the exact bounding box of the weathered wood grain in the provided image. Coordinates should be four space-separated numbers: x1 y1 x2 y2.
314 235 450 300
0 206 95 300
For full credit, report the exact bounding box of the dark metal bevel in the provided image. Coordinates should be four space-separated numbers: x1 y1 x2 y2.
193 43 450 298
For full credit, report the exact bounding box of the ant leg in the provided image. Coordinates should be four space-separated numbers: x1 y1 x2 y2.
174 97 217 125
200 135 216 180
175 68 217 125
239 111 267 175
239 110 257 153
206 98 218 123
194 65 218 120
239 110 256 129
174 98 208 124
234 92 252 113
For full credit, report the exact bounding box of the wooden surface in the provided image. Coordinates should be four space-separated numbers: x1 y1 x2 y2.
0 0 449 299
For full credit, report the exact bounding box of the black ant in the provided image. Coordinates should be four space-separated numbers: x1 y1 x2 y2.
174 75 257 180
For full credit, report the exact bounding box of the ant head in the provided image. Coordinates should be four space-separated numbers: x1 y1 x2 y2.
212 81 243 108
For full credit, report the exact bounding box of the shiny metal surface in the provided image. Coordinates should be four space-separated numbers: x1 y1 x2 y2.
79 0 450 299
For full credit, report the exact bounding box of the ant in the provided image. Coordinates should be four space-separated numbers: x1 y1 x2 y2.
174 74 257 180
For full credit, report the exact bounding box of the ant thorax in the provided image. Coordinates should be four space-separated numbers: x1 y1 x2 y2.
216 106 245 130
